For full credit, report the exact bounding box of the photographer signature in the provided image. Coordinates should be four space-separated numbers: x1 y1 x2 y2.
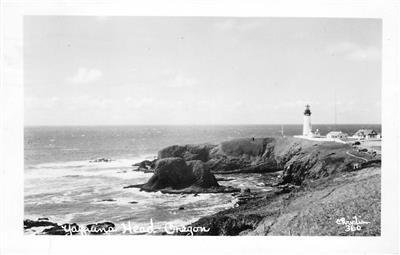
336 216 370 232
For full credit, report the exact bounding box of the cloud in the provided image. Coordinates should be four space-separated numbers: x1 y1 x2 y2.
326 42 380 62
161 70 198 88
168 73 197 88
68 67 102 84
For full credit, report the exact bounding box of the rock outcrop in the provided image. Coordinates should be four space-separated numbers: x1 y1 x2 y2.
24 219 57 229
129 137 380 194
126 157 239 194
159 137 381 236
141 157 196 190
132 159 157 172
150 137 380 185
186 160 218 188
185 166 381 236
158 144 215 162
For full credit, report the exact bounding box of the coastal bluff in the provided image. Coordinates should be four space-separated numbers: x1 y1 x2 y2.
130 136 380 193
130 136 381 236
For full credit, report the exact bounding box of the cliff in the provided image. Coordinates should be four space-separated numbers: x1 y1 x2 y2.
187 166 381 236
151 136 381 236
155 137 379 185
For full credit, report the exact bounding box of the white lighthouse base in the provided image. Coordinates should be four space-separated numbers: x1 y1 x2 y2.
293 135 347 144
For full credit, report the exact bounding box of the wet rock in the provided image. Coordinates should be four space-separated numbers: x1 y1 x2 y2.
133 159 157 172
100 198 116 202
86 222 115 235
43 223 80 235
24 219 57 229
140 157 195 190
187 160 219 188
125 157 239 194
184 214 264 236
90 158 112 163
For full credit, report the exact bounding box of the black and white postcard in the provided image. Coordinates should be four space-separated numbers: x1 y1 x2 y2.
1 0 399 254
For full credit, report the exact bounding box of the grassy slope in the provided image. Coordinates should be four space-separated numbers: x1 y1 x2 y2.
190 166 380 236
250 167 381 236
188 137 381 236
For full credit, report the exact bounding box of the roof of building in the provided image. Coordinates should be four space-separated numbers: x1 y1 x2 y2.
354 129 378 136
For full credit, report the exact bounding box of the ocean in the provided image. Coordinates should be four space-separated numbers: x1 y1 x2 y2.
24 124 381 234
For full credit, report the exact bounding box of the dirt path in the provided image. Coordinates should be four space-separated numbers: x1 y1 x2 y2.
346 151 368 162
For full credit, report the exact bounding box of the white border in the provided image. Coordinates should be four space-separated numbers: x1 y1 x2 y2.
1 0 399 254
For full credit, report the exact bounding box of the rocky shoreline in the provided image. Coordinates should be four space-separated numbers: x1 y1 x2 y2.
25 136 381 235
185 166 380 236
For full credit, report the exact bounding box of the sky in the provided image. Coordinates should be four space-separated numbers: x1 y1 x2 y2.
24 17 381 125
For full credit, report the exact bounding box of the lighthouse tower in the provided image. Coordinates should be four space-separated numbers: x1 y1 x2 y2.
303 105 312 136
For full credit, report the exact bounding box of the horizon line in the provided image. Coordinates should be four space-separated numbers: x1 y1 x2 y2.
24 123 382 127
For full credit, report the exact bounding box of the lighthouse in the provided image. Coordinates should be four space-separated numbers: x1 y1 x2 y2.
303 105 312 136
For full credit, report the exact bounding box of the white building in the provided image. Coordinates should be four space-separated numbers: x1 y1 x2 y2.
294 105 346 143
326 131 348 140
303 105 312 136
352 129 379 140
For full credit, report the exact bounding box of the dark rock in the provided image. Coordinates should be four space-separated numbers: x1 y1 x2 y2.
100 199 116 202
86 222 115 235
123 184 142 189
216 177 234 182
129 201 138 204
126 157 230 193
187 160 219 188
37 217 49 221
184 214 264 236
158 144 215 162
43 223 80 235
24 219 57 229
178 206 185 210
90 158 112 163
140 157 195 190
132 159 157 172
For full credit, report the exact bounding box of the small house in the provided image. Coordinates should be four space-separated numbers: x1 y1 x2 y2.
353 129 378 140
